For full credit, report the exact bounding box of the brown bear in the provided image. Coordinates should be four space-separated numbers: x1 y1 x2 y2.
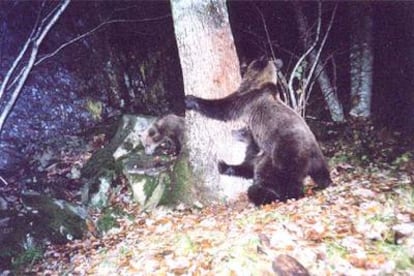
218 126 288 204
185 58 332 205
219 125 332 203
140 114 185 156
237 56 282 94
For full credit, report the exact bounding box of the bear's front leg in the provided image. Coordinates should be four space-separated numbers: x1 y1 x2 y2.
218 160 254 179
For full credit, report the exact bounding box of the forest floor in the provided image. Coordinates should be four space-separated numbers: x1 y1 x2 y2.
28 161 414 275
7 121 412 275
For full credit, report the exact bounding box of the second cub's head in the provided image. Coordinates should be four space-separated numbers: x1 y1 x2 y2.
239 56 283 92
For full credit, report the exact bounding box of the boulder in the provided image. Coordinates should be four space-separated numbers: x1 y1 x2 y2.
81 114 194 210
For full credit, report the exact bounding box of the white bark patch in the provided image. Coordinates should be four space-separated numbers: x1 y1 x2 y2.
349 3 373 118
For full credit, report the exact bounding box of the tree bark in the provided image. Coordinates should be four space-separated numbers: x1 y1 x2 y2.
170 0 249 203
349 2 373 118
293 3 345 122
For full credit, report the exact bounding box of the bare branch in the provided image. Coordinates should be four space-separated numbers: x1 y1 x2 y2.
35 14 170 66
5 13 170 94
0 175 8 185
289 1 322 111
302 4 338 118
0 30 32 100
303 3 337 95
0 8 42 100
254 4 276 59
0 0 70 134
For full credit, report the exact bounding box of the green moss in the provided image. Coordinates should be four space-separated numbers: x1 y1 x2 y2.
86 99 103 121
159 152 194 205
12 244 43 270
22 193 87 243
158 173 172 205
373 241 414 271
96 206 125 233
143 176 158 199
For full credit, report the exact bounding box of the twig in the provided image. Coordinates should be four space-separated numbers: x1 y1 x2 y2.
289 2 322 111
254 4 276 60
5 14 171 92
302 4 337 117
0 14 39 100
0 175 8 185
35 14 171 66
0 0 70 134
303 3 337 95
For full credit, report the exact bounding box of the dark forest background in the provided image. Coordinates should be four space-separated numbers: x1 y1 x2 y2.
0 0 413 179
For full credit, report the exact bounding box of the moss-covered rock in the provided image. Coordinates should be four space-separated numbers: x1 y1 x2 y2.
81 114 195 211
21 191 88 243
81 114 155 207
0 192 89 270
122 151 194 211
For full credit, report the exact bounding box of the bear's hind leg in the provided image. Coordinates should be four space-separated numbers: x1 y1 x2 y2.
309 167 332 190
278 174 305 201
308 153 332 189
247 155 282 205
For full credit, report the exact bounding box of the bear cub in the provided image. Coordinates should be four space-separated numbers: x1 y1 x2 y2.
140 114 185 156
185 57 332 206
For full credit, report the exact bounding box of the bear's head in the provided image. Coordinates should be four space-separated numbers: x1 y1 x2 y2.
238 56 283 93
140 124 165 155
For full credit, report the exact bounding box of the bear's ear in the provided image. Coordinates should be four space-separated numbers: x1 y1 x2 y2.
148 128 156 137
274 59 283 70
258 55 268 62
247 56 269 72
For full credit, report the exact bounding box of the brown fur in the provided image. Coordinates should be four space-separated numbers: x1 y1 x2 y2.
237 56 281 93
140 114 185 155
185 58 331 205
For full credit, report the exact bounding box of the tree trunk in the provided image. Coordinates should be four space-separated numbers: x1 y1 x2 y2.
293 3 345 122
349 3 374 118
170 0 250 203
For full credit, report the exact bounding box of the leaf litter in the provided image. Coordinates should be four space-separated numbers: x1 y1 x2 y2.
30 166 414 275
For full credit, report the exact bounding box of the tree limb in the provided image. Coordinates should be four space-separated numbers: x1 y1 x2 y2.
6 14 171 91
35 15 171 66
303 3 337 96
254 4 276 59
289 1 322 111
0 0 70 134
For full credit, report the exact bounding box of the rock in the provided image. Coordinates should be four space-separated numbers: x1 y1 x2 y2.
81 114 194 211
122 151 193 211
112 114 156 160
272 254 310 276
0 192 88 269
393 223 414 237
123 155 171 210
81 115 155 207
21 191 88 243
